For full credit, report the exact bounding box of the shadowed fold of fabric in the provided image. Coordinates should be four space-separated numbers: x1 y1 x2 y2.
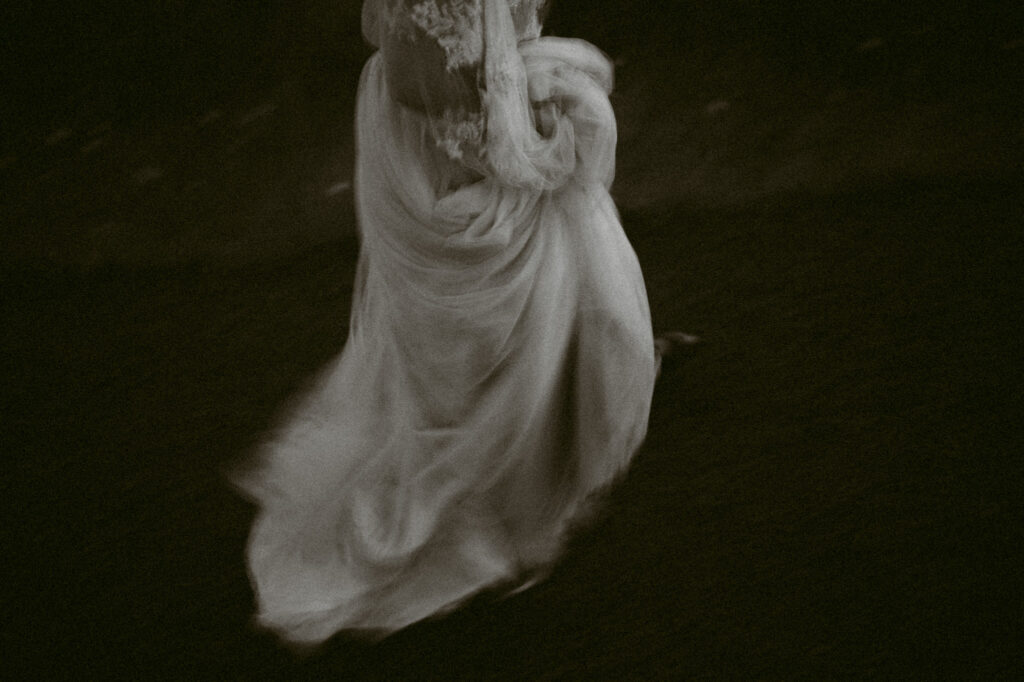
233 1 657 645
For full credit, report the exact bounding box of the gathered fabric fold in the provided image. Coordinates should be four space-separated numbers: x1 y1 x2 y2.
234 30 656 645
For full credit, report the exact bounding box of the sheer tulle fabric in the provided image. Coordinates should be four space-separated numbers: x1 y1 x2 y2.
235 1 656 645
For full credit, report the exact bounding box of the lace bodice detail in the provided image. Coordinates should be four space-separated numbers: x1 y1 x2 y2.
370 1 547 60
401 1 484 71
362 0 606 189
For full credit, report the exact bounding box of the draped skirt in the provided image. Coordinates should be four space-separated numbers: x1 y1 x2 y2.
235 40 657 644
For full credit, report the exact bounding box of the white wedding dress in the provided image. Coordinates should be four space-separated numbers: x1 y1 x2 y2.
234 0 658 645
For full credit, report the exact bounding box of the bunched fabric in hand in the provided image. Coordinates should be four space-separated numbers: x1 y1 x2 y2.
233 0 659 645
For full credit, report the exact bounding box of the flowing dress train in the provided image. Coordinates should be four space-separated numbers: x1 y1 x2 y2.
234 0 658 644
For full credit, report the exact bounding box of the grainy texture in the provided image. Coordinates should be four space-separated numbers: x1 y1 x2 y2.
2 1 1022 678
4 177 1021 678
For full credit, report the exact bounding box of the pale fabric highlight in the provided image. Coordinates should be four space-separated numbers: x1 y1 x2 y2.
235 0 656 645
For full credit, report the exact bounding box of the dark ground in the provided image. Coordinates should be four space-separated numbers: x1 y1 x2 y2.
2 1 1023 678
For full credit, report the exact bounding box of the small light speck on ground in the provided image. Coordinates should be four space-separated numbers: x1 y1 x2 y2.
132 166 164 185
81 138 106 155
326 181 351 197
88 121 113 137
239 103 278 126
857 37 885 52
199 110 223 127
705 100 730 116
37 168 60 184
46 128 73 146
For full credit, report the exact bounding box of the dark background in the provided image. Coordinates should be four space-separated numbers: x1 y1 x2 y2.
3 1 1021 115
1 0 1021 264
2 1 1022 678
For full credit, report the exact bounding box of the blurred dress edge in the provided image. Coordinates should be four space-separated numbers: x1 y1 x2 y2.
234 0 656 645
